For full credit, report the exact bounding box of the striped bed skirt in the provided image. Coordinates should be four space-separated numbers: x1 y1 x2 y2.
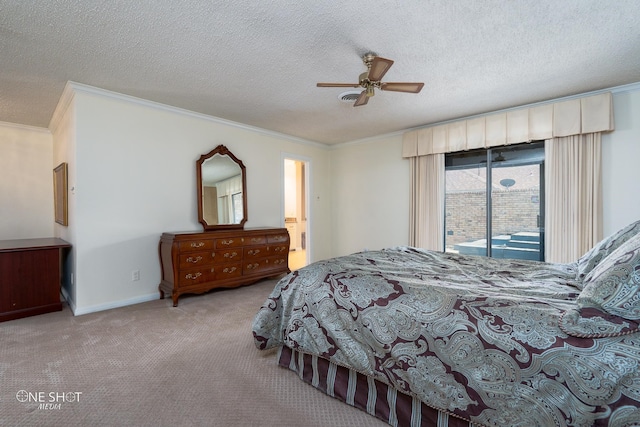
278 346 477 427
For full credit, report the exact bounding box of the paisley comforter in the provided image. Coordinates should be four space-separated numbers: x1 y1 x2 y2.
252 247 640 427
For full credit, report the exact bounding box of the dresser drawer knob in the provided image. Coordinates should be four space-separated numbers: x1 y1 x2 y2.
223 267 237 274
246 263 259 270
248 249 261 256
221 239 234 246
190 242 205 248
185 272 202 280
186 256 202 264
224 251 238 258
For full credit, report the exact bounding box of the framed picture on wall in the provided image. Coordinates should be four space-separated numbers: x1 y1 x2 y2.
53 162 68 226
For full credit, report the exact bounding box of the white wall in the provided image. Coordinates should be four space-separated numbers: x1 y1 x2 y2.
0 122 54 239
65 85 330 314
602 87 640 237
330 85 640 256
329 135 410 256
50 90 77 303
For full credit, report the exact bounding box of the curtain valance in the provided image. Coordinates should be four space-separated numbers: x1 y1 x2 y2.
402 92 614 158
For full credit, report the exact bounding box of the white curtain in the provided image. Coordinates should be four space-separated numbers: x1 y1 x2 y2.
402 93 613 157
409 154 444 250
545 133 602 263
404 92 612 258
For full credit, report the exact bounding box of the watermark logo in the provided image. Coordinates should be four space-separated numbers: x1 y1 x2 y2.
15 390 82 410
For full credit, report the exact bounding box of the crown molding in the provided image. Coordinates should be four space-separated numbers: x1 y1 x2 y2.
329 129 406 150
65 82 329 149
48 81 76 133
0 120 51 134
609 81 640 94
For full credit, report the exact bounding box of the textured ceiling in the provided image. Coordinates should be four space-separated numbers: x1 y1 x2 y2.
1 1 640 145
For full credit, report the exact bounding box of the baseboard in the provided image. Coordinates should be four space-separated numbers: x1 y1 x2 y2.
70 292 160 316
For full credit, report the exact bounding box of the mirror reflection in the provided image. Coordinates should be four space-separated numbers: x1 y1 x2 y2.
197 145 247 230
202 155 243 224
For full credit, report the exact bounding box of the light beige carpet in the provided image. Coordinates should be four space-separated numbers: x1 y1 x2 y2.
0 279 387 427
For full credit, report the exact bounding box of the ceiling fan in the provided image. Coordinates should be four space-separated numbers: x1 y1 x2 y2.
316 53 424 107
480 152 507 163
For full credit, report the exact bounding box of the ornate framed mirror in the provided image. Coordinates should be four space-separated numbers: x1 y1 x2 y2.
196 145 247 231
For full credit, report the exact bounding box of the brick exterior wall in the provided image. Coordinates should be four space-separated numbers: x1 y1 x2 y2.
445 188 540 250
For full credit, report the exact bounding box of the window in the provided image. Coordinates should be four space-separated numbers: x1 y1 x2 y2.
445 141 545 261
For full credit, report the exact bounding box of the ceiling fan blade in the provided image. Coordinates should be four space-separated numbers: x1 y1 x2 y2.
353 90 369 107
380 82 424 93
317 83 361 88
367 57 394 82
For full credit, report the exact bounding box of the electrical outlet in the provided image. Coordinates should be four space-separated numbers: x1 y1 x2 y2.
132 270 140 281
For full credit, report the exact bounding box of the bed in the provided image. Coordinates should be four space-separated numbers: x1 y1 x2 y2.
252 221 640 427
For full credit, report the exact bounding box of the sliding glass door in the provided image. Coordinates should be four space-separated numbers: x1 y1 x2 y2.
445 142 545 261
445 157 487 256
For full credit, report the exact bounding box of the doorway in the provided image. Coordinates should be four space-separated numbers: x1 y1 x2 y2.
283 156 309 270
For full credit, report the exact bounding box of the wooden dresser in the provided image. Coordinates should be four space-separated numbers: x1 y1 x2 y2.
159 227 290 306
0 238 71 322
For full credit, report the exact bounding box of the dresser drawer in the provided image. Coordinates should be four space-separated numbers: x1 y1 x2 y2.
244 246 268 259
179 252 211 269
266 256 288 270
244 255 288 275
177 261 245 286
178 248 242 269
270 244 289 255
178 239 215 252
245 235 267 246
216 263 243 279
243 259 270 274
267 233 289 244
214 237 245 248
214 248 241 264
178 267 216 286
